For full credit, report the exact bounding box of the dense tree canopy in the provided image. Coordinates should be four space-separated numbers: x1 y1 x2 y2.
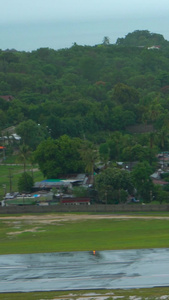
18 172 34 193
132 161 154 202
116 30 168 47
95 167 134 204
16 120 48 150
33 135 84 178
0 30 169 142
1 30 169 203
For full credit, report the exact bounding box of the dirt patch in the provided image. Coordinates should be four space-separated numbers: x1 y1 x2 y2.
1 214 169 224
49 293 169 300
51 294 120 300
7 227 45 235
50 293 122 300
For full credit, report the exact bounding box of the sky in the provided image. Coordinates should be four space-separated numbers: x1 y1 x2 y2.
1 0 169 51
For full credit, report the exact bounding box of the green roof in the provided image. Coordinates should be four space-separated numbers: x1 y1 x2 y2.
42 179 62 182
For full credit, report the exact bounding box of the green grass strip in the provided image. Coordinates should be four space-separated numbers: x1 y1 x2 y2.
1 287 169 300
1 217 169 254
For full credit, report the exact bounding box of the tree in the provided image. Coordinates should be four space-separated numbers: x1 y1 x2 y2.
153 185 169 204
142 97 164 124
132 161 154 202
157 126 169 150
18 172 34 193
116 30 168 47
80 56 98 81
145 132 158 149
72 186 88 197
102 36 110 46
99 143 110 166
34 135 84 178
17 144 31 172
113 83 139 105
108 131 123 160
95 167 134 204
122 144 157 164
16 119 47 150
79 140 98 183
0 109 7 129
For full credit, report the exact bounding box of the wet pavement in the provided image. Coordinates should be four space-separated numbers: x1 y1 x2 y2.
0 248 169 292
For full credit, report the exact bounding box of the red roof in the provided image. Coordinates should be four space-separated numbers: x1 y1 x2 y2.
61 198 90 204
0 95 14 101
152 179 169 185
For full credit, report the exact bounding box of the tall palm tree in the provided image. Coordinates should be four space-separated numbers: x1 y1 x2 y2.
158 126 169 150
79 141 98 184
147 131 158 149
18 144 31 173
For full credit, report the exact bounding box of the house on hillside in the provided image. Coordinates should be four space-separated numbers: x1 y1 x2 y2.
151 179 169 186
151 170 169 187
157 152 169 170
147 45 161 50
0 133 21 145
0 95 14 101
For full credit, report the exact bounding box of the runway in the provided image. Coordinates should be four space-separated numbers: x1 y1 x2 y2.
0 248 169 292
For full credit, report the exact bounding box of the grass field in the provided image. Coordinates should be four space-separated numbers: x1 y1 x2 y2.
1 287 169 300
1 214 169 254
1 213 169 299
0 162 44 198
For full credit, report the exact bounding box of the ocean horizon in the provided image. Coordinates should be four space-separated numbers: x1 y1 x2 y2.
1 16 169 51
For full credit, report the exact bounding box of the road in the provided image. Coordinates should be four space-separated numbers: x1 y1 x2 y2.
0 248 169 292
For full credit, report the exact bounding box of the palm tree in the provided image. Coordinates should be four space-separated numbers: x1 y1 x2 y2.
17 144 31 173
158 126 169 149
79 141 98 184
99 143 110 168
147 131 158 149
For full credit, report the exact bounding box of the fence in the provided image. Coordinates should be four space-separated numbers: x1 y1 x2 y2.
0 204 169 214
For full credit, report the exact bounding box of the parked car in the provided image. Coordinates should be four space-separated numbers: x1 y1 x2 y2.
5 193 15 200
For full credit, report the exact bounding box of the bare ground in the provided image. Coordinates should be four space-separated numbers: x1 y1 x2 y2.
1 213 169 223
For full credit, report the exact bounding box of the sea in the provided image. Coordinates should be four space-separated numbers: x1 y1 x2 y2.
1 15 169 52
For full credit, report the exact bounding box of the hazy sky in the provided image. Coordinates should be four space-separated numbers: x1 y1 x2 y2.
1 0 169 51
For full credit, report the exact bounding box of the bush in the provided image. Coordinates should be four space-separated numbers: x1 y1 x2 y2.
18 172 34 193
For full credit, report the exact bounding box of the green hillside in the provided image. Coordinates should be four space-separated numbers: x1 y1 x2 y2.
1 30 169 204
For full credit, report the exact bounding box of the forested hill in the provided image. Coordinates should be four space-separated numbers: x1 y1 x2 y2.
1 30 169 143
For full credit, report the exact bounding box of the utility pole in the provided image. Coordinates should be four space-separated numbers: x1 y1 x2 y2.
8 168 13 193
3 146 5 161
2 184 6 196
2 136 6 161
